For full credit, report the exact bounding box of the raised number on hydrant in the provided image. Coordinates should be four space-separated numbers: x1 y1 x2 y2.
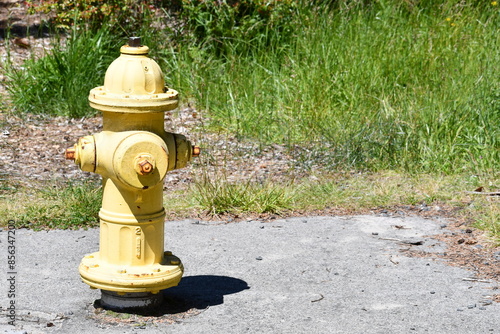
65 37 199 311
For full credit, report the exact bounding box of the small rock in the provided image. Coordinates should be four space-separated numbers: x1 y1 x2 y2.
256 256 263 261
467 304 476 309
430 291 436 294
402 239 424 245
479 307 487 310
372 232 379 235
457 238 465 244
457 308 464 311
440 224 447 229
465 228 473 234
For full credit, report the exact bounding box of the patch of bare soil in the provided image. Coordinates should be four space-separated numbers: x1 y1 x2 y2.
403 217 500 303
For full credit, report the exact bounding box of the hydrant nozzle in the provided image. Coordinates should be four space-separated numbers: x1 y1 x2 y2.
66 38 199 312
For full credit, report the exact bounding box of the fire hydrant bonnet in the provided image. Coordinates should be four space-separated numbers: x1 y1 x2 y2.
88 42 179 113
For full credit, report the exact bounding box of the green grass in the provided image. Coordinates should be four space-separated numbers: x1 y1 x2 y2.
0 180 101 230
161 2 499 174
3 2 498 172
185 171 500 242
191 174 296 215
2 28 120 117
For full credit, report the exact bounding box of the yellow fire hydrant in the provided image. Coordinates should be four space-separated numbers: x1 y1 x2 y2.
65 37 199 311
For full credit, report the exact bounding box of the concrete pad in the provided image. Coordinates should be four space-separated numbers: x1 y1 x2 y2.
1 215 499 333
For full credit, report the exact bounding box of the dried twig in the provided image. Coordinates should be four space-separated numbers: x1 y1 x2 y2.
465 191 500 196
462 277 492 283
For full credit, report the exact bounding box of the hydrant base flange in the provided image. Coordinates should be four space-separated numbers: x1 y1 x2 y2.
100 290 163 312
79 252 183 293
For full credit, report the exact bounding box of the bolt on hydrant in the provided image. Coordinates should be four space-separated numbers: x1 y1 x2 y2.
65 37 199 311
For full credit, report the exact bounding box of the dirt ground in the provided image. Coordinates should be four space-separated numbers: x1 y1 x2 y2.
0 0 499 298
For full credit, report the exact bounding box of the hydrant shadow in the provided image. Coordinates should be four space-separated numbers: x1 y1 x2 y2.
160 275 250 315
94 275 249 317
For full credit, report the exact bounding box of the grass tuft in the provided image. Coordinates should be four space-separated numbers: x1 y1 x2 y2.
0 181 101 230
192 175 295 215
2 28 119 117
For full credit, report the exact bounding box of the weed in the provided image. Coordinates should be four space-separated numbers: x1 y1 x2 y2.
2 28 119 117
192 174 295 215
